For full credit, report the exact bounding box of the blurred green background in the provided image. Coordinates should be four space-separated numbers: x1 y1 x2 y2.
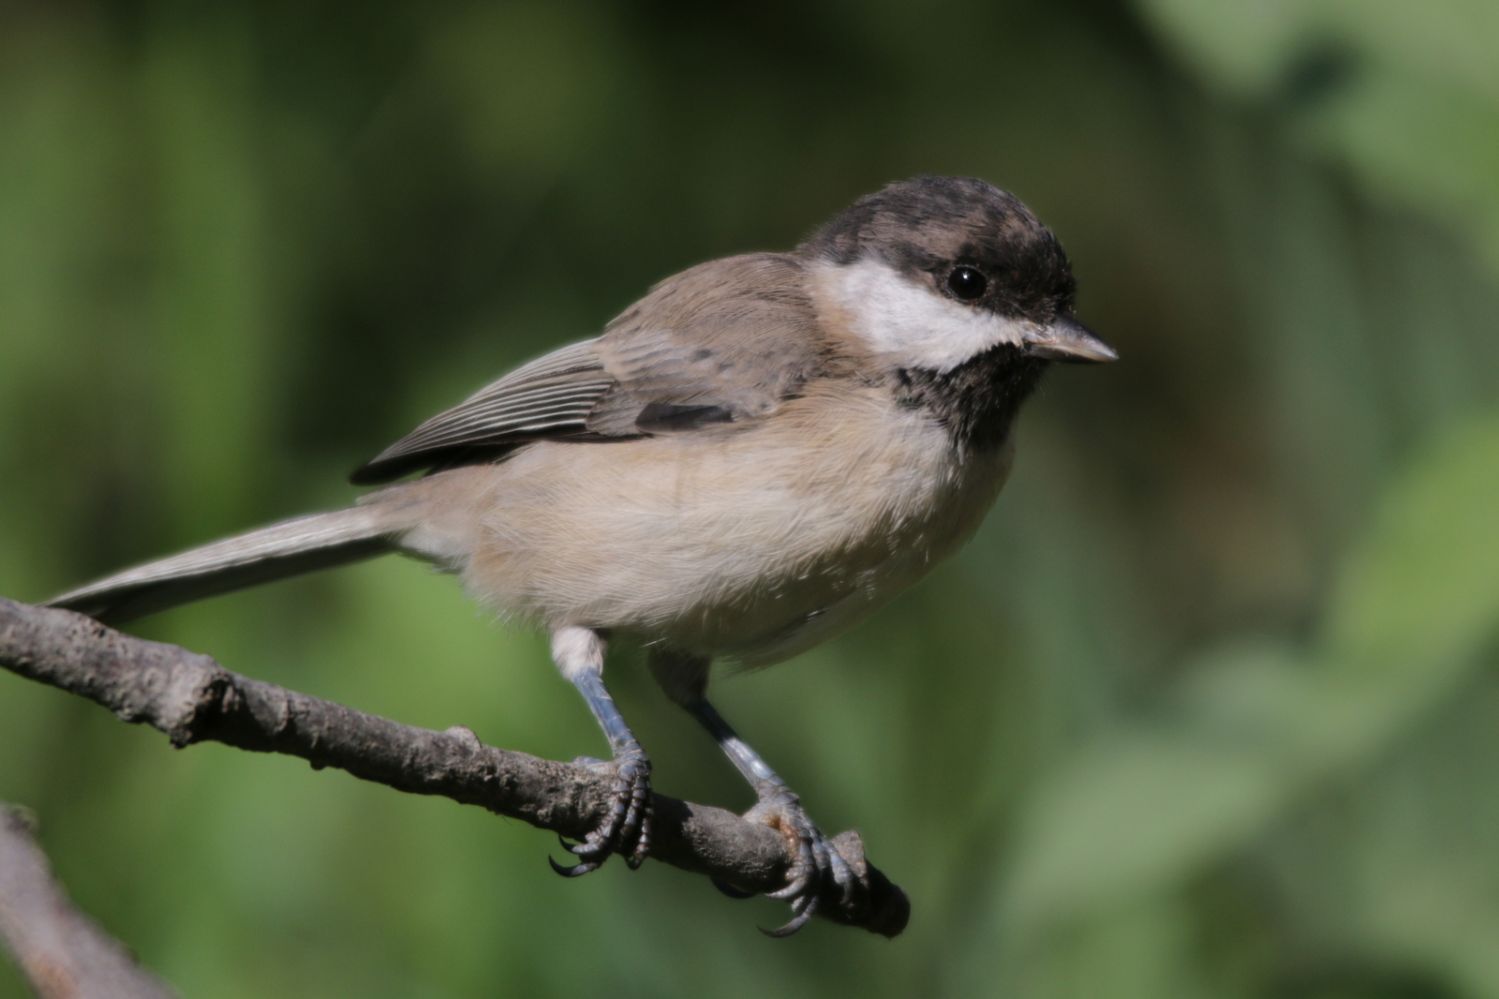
3 2 1498 996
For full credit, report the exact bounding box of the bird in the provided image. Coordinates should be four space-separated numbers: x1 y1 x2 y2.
49 175 1116 934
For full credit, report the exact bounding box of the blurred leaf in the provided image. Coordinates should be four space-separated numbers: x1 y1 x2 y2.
1355 816 1499 997
1325 413 1499 667
1003 411 1499 931
1138 0 1499 269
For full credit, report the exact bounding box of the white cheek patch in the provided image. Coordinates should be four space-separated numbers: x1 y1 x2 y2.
819 259 1031 373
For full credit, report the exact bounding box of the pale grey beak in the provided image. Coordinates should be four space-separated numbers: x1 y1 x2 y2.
1023 317 1118 363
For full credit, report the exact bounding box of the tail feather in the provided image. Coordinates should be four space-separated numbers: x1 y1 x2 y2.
48 507 396 624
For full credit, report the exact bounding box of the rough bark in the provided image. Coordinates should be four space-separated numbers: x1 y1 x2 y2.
0 598 908 943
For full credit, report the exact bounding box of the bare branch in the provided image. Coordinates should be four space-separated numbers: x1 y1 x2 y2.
0 598 908 937
0 804 176 998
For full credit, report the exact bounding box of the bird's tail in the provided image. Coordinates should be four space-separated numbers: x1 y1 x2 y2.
47 506 397 624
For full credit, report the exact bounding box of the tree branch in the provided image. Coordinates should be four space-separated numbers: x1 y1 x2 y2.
0 804 176 998
0 598 908 937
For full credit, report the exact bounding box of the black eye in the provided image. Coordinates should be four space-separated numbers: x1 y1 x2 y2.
946 266 988 301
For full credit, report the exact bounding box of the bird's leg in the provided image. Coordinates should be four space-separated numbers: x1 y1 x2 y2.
683 697 866 935
548 626 651 875
648 645 864 935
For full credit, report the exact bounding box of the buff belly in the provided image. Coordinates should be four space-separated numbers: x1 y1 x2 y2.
389 386 1015 665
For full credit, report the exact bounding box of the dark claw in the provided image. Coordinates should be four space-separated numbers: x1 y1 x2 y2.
625 824 650 870
814 835 862 912
548 748 652 877
743 789 868 937
761 893 819 938
766 827 815 901
548 855 601 878
566 835 607 859
556 832 603 860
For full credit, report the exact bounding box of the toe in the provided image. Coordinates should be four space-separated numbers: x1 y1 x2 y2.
548 749 654 876
548 855 602 878
761 893 820 937
745 791 870 935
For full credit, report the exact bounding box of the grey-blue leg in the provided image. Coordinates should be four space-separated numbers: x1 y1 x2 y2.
549 627 651 875
649 649 862 936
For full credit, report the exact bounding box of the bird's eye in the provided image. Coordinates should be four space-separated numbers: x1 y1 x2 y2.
946 266 988 301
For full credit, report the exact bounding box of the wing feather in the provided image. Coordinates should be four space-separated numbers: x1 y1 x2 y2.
350 253 828 484
351 339 614 483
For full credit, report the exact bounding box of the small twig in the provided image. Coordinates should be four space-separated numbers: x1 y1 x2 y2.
0 598 908 937
0 804 176 998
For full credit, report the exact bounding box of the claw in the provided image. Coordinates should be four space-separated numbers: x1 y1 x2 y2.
559 833 602 859
765 833 815 901
761 893 819 938
546 748 653 877
813 835 860 911
676 698 873 934
766 876 808 901
548 855 601 878
568 830 604 857
740 789 869 936
625 814 651 870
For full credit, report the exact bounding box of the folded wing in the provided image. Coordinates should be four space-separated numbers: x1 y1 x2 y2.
351 253 826 484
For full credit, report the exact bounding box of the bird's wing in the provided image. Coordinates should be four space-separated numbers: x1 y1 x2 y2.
350 338 615 483
351 253 826 484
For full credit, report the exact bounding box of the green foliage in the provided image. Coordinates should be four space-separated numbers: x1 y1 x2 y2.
1004 413 1499 937
1 3 1496 997
1141 0 1499 266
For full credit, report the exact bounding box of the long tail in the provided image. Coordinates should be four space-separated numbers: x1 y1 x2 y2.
47 506 397 624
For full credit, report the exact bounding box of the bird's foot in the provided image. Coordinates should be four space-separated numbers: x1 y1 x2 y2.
550 746 652 876
734 785 869 936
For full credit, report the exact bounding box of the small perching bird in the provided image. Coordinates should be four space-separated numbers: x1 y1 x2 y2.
50 176 1115 934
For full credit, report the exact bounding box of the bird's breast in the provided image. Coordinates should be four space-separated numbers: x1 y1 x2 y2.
422 383 1015 662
